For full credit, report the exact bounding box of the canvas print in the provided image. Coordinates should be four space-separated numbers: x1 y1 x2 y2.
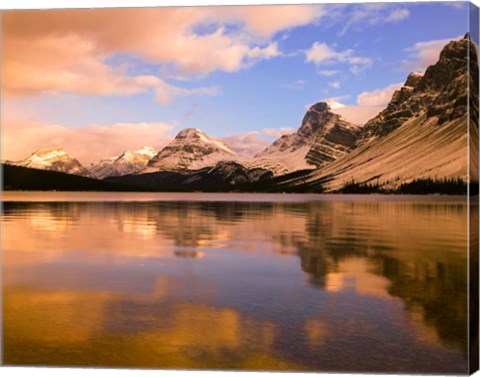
1 1 479 374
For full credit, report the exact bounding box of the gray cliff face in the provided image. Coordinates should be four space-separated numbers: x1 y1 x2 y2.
359 34 472 142
254 102 360 173
304 104 360 167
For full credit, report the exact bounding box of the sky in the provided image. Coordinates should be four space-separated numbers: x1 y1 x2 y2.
0 1 473 165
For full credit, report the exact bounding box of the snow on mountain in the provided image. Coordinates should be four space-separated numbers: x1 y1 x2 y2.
144 128 239 172
90 146 157 179
249 102 360 175
299 34 475 191
12 147 93 177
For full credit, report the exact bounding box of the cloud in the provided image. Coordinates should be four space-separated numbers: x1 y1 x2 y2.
305 42 373 73
1 119 174 165
261 127 296 139
220 131 270 157
321 82 403 125
248 42 280 58
329 81 341 89
385 8 410 22
332 105 383 125
2 6 324 98
220 127 297 157
444 2 468 10
3 32 220 102
154 82 220 104
357 83 403 107
401 36 461 72
305 43 352 65
318 70 338 77
280 80 307 91
337 4 411 35
220 5 325 38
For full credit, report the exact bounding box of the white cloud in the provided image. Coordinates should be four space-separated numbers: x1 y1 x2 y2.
401 36 462 72
305 42 373 72
329 81 341 89
338 4 411 35
154 82 220 104
305 43 352 65
1 120 174 165
318 70 338 77
280 80 307 91
385 8 410 22
357 83 403 107
246 42 281 60
444 2 468 10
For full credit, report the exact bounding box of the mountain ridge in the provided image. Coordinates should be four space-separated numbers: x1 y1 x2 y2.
5 35 475 193
90 146 157 179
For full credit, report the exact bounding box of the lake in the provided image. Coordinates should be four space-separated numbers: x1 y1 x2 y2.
1 192 471 373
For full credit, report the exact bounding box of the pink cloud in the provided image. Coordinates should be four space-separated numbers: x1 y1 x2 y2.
357 83 403 107
220 131 270 157
322 81 404 125
402 36 462 72
332 105 384 125
261 127 296 139
2 5 324 98
1 119 174 165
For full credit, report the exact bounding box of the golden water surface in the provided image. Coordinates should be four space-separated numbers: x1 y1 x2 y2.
1 192 470 373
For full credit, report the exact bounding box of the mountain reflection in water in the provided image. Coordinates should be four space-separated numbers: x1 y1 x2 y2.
1 195 469 373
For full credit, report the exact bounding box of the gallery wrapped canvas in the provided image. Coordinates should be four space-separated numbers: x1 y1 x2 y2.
1 0 479 375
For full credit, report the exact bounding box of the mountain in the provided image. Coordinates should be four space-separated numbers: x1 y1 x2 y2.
90 146 157 179
250 102 360 175
109 160 274 192
144 128 239 172
285 34 476 192
12 147 93 178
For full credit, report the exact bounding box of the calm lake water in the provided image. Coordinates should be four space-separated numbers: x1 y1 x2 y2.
1 192 470 373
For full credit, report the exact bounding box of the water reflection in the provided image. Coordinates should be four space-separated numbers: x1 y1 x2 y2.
1 196 469 373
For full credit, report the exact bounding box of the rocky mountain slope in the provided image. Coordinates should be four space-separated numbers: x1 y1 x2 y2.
250 102 360 175
109 160 274 191
90 146 157 179
144 128 239 172
287 34 475 192
11 147 93 177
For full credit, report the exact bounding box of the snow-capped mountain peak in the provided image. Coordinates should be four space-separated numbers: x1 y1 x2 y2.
250 102 360 175
90 146 158 179
144 128 238 172
134 146 157 157
176 128 237 156
14 147 93 177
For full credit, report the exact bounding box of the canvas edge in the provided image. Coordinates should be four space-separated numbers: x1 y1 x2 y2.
469 1 480 374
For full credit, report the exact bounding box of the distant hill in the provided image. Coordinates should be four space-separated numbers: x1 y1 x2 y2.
1 163 143 191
